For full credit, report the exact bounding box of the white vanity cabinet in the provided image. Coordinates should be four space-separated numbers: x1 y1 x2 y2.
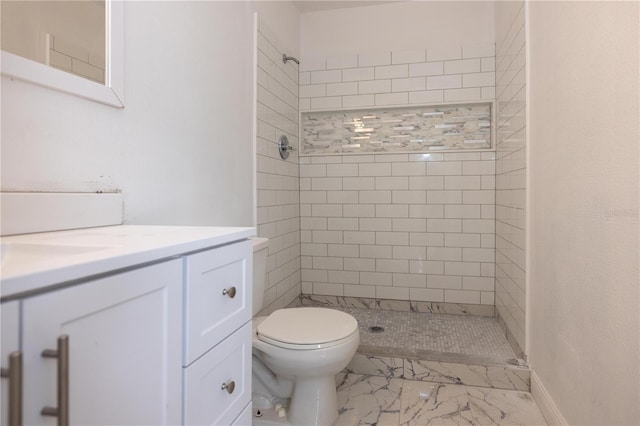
21 259 183 426
0 225 255 426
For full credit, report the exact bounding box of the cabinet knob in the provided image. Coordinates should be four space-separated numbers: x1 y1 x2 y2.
222 286 236 299
221 380 235 394
1 351 23 426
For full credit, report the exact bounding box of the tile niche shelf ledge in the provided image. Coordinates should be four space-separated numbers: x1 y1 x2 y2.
300 101 494 156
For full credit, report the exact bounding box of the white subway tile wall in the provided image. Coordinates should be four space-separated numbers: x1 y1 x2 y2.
297 43 497 307
300 43 495 112
495 1 526 353
256 23 301 315
299 153 495 305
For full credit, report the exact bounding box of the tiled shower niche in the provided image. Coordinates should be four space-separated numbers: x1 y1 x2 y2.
301 102 492 155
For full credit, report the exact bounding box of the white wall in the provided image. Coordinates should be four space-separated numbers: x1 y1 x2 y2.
301 1 494 58
528 2 639 424
2 1 265 227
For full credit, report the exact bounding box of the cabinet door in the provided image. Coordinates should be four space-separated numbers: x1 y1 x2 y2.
22 260 182 426
1 301 20 426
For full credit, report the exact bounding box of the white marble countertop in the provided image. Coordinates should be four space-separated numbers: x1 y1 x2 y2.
0 225 255 300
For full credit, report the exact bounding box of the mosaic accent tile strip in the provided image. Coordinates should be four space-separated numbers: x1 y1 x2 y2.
302 103 492 155
297 294 495 317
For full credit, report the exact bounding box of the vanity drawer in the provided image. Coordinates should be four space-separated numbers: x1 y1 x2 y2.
184 239 252 365
183 322 252 426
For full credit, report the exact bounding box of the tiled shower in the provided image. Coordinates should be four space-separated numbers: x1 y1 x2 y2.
255 7 524 361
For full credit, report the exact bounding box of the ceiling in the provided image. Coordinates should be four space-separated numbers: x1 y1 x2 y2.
292 1 402 14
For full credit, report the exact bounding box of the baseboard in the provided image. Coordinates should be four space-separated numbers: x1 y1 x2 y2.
530 369 568 425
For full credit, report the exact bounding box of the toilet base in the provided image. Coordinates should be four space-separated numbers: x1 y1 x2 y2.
288 376 338 426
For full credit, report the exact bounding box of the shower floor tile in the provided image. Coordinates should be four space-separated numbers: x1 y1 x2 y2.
330 306 518 365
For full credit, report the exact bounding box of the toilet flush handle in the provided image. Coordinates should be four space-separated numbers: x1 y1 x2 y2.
222 286 236 299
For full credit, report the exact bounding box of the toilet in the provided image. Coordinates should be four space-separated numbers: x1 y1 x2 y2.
251 237 359 426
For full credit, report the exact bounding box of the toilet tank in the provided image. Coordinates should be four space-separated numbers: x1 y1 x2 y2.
251 237 269 316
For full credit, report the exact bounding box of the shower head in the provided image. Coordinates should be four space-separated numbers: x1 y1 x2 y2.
282 54 300 65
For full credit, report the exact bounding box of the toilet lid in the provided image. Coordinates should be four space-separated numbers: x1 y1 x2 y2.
257 307 358 345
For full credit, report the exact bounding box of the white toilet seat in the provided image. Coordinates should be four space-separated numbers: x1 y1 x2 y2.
256 307 358 350
258 329 358 350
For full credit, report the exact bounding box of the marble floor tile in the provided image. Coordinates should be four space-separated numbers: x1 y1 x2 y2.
399 380 547 426
335 373 403 426
346 353 404 378
333 374 546 426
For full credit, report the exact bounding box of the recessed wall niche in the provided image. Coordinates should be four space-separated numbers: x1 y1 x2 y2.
301 102 492 155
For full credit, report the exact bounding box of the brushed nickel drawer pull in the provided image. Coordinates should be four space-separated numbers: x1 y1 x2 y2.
222 287 236 299
1 351 23 426
221 380 235 394
41 335 69 426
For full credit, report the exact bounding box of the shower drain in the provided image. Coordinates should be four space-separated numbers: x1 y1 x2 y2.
369 325 385 333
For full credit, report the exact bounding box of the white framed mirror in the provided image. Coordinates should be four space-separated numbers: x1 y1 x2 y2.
0 0 124 108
